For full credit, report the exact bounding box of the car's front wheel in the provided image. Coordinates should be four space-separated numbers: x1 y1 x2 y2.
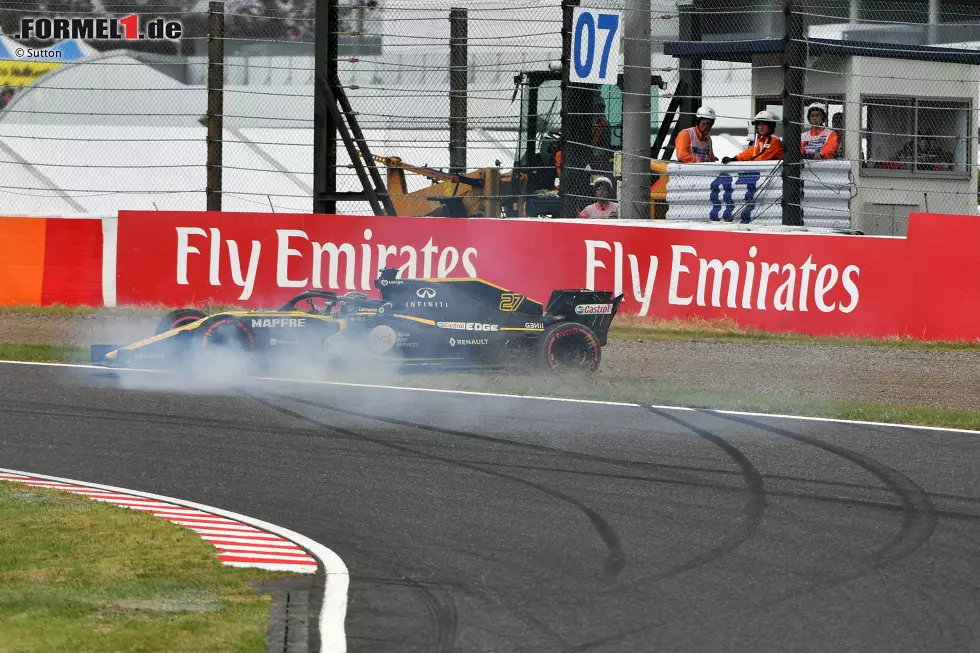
537 322 601 374
192 318 255 378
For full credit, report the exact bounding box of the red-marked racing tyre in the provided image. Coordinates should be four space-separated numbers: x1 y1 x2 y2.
183 317 257 377
155 308 207 335
537 322 601 374
200 318 255 358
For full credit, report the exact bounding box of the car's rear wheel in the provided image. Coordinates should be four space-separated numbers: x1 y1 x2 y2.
537 322 601 374
156 308 207 335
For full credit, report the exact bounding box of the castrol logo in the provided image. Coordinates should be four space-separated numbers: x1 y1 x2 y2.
574 303 613 315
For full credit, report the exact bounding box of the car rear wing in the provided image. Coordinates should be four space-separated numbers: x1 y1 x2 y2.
544 290 624 346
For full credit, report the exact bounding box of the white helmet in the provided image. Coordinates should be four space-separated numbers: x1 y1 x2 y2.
593 176 614 190
806 103 827 122
695 106 716 122
752 110 778 124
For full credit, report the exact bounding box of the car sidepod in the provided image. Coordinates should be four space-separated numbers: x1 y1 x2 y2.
374 278 542 368
239 313 339 352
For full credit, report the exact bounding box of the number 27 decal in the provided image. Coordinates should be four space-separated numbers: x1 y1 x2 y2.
709 172 761 223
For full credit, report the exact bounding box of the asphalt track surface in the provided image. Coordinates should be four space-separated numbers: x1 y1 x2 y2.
3 363 980 652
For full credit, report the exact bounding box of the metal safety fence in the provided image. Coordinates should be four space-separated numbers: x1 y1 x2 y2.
0 0 318 215
781 0 980 234
0 0 976 235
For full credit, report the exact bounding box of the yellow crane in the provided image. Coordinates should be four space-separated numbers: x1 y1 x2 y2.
361 67 674 219
367 154 507 218
369 151 670 220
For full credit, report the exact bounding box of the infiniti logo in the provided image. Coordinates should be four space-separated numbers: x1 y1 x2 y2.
416 287 437 299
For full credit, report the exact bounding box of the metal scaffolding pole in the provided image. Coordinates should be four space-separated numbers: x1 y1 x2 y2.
206 0 224 212
313 0 338 214
677 2 702 132
782 0 805 226
621 0 651 220
559 0 580 219
449 8 468 176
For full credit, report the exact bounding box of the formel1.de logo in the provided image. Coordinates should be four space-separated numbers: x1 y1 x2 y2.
17 15 183 41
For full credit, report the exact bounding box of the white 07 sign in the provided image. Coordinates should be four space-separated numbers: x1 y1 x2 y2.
569 7 622 84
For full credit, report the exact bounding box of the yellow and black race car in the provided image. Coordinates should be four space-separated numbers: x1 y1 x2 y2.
90 268 623 374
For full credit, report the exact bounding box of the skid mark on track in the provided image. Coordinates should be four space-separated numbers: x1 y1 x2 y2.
560 408 945 652
563 622 664 653
240 390 630 650
610 408 768 589
355 568 572 651
351 574 459 653
0 401 344 442
617 408 768 587
279 396 698 483
472 459 980 521
246 391 626 580
249 393 632 580
406 575 458 653
566 411 955 653
684 413 963 645
717 413 938 570
561 409 769 652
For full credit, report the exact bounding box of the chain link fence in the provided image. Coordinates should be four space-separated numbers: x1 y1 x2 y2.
784 0 980 234
0 0 976 233
334 0 562 217
0 0 317 214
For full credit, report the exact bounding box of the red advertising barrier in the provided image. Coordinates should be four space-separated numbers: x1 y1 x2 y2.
41 218 103 306
902 213 980 341
0 216 103 306
114 209 955 340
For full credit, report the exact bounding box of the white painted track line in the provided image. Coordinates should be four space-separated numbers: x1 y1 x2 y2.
657 406 980 436
0 360 159 371
0 467 350 653
3 358 977 435
0 359 639 406
251 374 642 407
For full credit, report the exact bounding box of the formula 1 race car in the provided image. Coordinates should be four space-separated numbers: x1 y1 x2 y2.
90 268 623 375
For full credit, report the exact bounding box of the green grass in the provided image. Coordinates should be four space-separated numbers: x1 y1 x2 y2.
0 304 167 317
609 327 980 351
0 481 295 653
609 315 980 351
0 342 89 363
